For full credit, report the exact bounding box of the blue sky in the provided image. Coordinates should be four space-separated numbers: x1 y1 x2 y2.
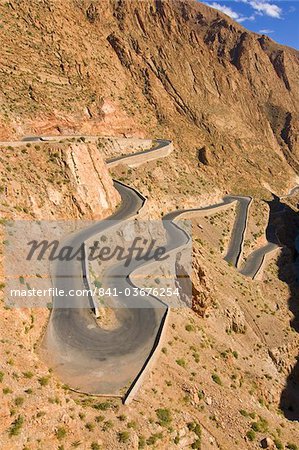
203 1 299 49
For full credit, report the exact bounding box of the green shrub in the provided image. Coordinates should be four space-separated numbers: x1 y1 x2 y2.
146 433 163 445
176 358 186 368
14 397 24 406
93 401 111 411
187 422 201 438
118 431 130 443
95 415 104 423
102 420 113 431
91 443 101 450
194 424 201 438
198 390 204 400
85 422 94 431
246 430 256 441
287 444 298 450
251 417 268 433
212 373 222 385
55 427 67 440
138 435 146 449
156 408 172 426
3 387 12 394
191 439 201 449
8 415 24 436
38 376 50 386
193 352 200 363
23 371 34 379
274 439 283 450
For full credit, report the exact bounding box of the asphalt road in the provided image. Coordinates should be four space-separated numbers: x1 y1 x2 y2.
239 194 287 278
239 242 278 277
40 167 203 395
106 139 172 165
3 134 293 396
39 146 173 394
223 197 252 267
4 135 175 395
170 193 283 280
166 195 251 269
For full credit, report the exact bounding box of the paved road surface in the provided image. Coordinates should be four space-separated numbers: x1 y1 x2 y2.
166 196 251 270
40 181 169 394
2 135 294 397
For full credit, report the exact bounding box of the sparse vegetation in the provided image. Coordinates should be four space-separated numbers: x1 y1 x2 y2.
55 426 67 440
287 444 298 450
14 396 24 407
38 375 50 386
118 431 130 443
91 443 101 450
246 430 256 441
8 415 24 437
176 358 186 368
23 371 34 379
156 408 172 427
251 416 268 433
212 373 222 386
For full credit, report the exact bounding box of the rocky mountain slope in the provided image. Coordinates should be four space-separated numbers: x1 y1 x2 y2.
0 0 298 195
1 1 299 449
0 140 120 220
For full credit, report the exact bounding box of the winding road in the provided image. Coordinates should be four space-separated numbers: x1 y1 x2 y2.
41 180 169 396
2 135 289 401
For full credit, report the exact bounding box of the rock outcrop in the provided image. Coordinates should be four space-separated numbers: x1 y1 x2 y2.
0 142 120 221
191 248 213 317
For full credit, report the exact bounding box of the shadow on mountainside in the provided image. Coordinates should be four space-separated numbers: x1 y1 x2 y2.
265 194 299 421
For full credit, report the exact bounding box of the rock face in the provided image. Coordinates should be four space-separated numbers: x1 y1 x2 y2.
174 247 213 315
191 248 213 317
197 146 212 166
0 142 120 221
226 307 247 334
64 142 120 219
260 437 275 449
0 0 298 193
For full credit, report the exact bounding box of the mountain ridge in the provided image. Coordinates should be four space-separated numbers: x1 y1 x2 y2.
0 0 298 198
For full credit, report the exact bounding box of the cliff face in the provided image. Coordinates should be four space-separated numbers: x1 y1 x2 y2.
0 141 120 221
0 0 298 194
